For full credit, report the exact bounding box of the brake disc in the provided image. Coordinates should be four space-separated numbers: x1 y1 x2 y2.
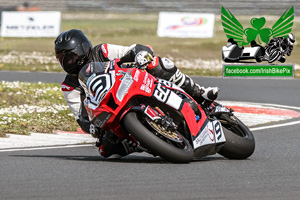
145 117 183 143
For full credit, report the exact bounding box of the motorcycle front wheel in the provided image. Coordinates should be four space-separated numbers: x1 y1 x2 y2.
218 113 255 159
124 112 194 163
268 49 281 63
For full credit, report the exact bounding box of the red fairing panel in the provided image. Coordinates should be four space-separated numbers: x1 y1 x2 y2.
180 102 208 137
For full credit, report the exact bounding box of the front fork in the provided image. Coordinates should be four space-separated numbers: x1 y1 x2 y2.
121 104 179 154
207 101 237 126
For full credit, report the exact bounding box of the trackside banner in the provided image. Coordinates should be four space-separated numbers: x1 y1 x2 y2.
157 12 215 38
1 11 61 37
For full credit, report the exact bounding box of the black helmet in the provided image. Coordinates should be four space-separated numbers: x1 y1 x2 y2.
55 29 92 76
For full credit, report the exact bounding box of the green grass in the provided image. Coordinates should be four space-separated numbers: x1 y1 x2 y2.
0 81 78 136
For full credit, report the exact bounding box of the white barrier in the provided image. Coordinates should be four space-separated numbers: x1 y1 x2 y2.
1 11 61 37
157 12 215 38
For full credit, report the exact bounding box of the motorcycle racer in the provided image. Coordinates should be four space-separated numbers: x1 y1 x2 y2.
54 29 219 158
264 33 296 63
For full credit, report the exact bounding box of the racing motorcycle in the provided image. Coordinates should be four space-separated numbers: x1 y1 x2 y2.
79 60 255 163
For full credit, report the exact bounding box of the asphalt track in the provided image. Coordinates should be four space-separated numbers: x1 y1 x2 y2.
1 71 300 199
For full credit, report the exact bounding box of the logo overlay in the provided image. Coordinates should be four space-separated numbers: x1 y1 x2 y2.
223 64 293 78
221 6 295 78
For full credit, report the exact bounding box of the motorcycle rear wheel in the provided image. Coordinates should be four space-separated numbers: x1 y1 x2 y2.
218 114 255 159
124 112 194 163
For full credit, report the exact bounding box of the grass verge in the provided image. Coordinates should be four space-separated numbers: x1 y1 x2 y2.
0 81 78 137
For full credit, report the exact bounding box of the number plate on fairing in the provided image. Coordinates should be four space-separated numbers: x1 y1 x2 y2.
193 120 226 149
152 82 183 111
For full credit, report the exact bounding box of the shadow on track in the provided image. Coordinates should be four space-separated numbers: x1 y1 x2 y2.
11 154 228 163
11 154 167 164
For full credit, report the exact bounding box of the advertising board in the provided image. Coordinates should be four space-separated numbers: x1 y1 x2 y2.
1 11 61 37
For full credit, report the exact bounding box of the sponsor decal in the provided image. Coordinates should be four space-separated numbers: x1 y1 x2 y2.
1 11 61 37
193 120 225 148
101 44 108 58
194 124 209 147
140 84 152 94
144 106 160 120
61 82 74 91
168 16 207 30
208 128 215 141
157 12 215 38
140 72 153 93
133 69 140 82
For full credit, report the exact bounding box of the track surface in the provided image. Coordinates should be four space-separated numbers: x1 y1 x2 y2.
1 71 300 199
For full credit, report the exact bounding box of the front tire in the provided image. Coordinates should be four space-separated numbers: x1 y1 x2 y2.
124 112 194 163
218 114 255 159
268 49 281 63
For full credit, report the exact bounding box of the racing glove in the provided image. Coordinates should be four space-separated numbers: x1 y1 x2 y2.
135 51 154 69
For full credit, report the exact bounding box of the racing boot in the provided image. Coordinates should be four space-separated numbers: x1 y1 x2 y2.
188 84 220 103
98 131 140 159
147 56 219 104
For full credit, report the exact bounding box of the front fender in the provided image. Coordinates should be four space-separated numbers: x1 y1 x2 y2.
120 105 146 123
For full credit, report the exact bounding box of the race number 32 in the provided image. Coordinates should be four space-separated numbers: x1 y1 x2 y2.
153 84 170 102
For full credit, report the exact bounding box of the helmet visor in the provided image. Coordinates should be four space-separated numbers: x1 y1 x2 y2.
56 45 87 75
57 51 80 73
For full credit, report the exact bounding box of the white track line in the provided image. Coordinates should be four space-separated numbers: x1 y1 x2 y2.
257 103 300 111
246 102 300 131
222 101 300 131
0 144 94 152
250 120 300 131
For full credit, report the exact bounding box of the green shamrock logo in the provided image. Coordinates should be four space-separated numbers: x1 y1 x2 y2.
221 6 294 46
244 17 272 44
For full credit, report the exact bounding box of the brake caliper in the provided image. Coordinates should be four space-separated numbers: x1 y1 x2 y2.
144 105 181 142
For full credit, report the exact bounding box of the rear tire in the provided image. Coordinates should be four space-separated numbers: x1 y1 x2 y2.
124 112 194 163
218 115 255 159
